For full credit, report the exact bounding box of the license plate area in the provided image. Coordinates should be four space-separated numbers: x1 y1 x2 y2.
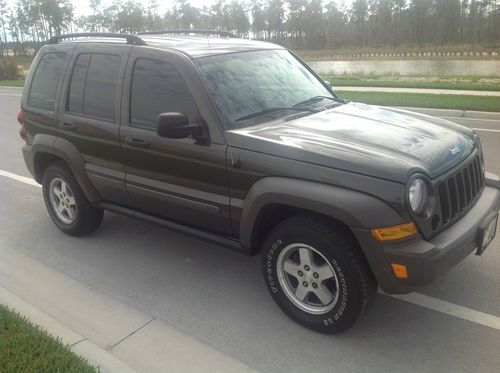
476 211 498 255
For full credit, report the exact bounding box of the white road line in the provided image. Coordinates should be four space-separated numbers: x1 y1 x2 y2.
473 128 500 133
382 291 500 331
0 93 21 97
0 169 40 188
1 166 500 331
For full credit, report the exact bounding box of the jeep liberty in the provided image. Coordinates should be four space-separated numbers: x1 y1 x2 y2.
19 31 500 333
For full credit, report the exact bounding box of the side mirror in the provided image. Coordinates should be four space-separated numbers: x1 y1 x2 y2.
324 80 333 89
157 113 201 139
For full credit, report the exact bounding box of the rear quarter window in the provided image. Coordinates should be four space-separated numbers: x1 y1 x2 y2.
28 52 66 111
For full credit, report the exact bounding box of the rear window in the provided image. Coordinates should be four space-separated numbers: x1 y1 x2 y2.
67 53 121 121
28 52 66 111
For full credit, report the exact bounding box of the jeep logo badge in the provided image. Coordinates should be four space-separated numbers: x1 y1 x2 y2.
449 146 461 155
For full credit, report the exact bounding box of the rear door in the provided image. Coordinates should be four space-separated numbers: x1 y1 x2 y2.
57 43 131 204
120 48 231 235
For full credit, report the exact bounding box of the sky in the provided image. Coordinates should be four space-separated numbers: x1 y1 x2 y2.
73 0 212 17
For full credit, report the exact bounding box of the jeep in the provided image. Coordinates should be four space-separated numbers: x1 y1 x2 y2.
19 31 499 333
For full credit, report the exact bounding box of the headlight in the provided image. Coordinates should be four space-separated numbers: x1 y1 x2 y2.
408 178 427 214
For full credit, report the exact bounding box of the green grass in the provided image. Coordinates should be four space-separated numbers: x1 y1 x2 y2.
0 79 24 87
336 90 500 112
323 75 500 91
0 304 97 373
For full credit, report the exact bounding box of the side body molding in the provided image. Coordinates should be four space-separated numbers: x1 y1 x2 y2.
52 137 101 202
239 177 404 250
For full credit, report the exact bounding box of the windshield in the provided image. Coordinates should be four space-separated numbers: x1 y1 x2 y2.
196 50 336 128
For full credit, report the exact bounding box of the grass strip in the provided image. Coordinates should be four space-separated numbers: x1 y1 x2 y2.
336 91 500 112
323 76 500 91
0 304 97 373
0 80 25 87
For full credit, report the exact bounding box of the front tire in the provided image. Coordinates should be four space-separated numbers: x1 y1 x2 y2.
42 161 103 236
261 214 377 334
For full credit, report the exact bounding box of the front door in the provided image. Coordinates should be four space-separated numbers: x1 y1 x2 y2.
120 48 231 235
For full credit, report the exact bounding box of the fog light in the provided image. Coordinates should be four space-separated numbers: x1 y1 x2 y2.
371 222 418 241
391 263 408 279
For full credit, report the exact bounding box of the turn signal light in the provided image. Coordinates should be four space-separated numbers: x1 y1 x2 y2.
390 263 408 279
371 222 418 241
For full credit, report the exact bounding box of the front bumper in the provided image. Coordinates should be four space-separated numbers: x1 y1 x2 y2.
353 173 500 294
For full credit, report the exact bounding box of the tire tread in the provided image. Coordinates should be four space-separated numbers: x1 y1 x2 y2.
278 214 377 316
42 160 103 236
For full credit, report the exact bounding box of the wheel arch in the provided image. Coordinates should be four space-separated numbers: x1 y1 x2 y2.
239 177 404 254
30 134 101 202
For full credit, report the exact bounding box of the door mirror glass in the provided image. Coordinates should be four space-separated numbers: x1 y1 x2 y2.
324 80 333 89
157 113 201 139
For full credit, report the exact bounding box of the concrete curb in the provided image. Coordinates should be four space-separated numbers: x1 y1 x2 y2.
393 106 500 121
0 285 138 373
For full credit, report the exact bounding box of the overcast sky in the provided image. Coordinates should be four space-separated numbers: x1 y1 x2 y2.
73 0 212 16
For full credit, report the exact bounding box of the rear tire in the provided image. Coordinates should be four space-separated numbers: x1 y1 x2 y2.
42 161 103 236
261 214 377 334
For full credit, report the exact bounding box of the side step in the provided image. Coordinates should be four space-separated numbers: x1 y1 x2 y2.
99 202 250 255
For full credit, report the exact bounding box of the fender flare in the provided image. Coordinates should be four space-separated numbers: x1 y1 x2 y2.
239 177 404 250
30 134 101 202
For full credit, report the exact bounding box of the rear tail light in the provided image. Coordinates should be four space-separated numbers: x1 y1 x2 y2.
17 110 27 141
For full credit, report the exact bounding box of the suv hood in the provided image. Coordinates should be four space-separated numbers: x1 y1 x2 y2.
226 102 476 183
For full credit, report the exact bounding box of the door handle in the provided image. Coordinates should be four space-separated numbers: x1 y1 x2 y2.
61 122 76 131
126 137 150 149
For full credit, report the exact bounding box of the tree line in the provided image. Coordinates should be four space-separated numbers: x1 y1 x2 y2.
0 0 499 56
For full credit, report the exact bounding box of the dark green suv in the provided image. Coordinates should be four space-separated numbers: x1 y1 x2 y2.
19 31 499 333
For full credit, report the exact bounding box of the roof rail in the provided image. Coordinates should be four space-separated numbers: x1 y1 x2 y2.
139 29 236 38
48 33 146 46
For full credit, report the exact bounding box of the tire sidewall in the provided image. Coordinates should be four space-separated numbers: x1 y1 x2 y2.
42 164 85 234
262 224 364 333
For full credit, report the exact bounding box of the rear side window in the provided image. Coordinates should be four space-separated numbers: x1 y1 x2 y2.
29 52 66 111
130 58 197 128
67 53 121 121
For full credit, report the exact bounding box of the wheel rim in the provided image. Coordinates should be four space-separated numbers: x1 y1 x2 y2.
277 243 340 315
49 177 77 224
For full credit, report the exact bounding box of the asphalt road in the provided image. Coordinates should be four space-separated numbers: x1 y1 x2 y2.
1 87 499 372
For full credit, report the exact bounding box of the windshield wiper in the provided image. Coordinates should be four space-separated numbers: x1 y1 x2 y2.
235 107 315 122
293 96 338 108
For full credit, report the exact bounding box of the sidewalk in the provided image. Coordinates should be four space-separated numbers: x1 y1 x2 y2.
335 86 500 96
0 246 256 373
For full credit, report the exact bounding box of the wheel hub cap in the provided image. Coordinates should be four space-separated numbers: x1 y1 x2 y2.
49 177 77 224
276 243 340 315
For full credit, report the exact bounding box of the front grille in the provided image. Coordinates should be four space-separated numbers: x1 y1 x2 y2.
435 153 484 229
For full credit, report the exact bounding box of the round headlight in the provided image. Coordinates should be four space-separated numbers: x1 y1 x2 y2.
408 178 427 214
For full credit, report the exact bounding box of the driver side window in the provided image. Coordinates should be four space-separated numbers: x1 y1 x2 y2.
130 58 198 128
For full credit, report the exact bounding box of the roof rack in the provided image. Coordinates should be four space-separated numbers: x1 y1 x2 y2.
139 29 236 38
48 33 146 46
